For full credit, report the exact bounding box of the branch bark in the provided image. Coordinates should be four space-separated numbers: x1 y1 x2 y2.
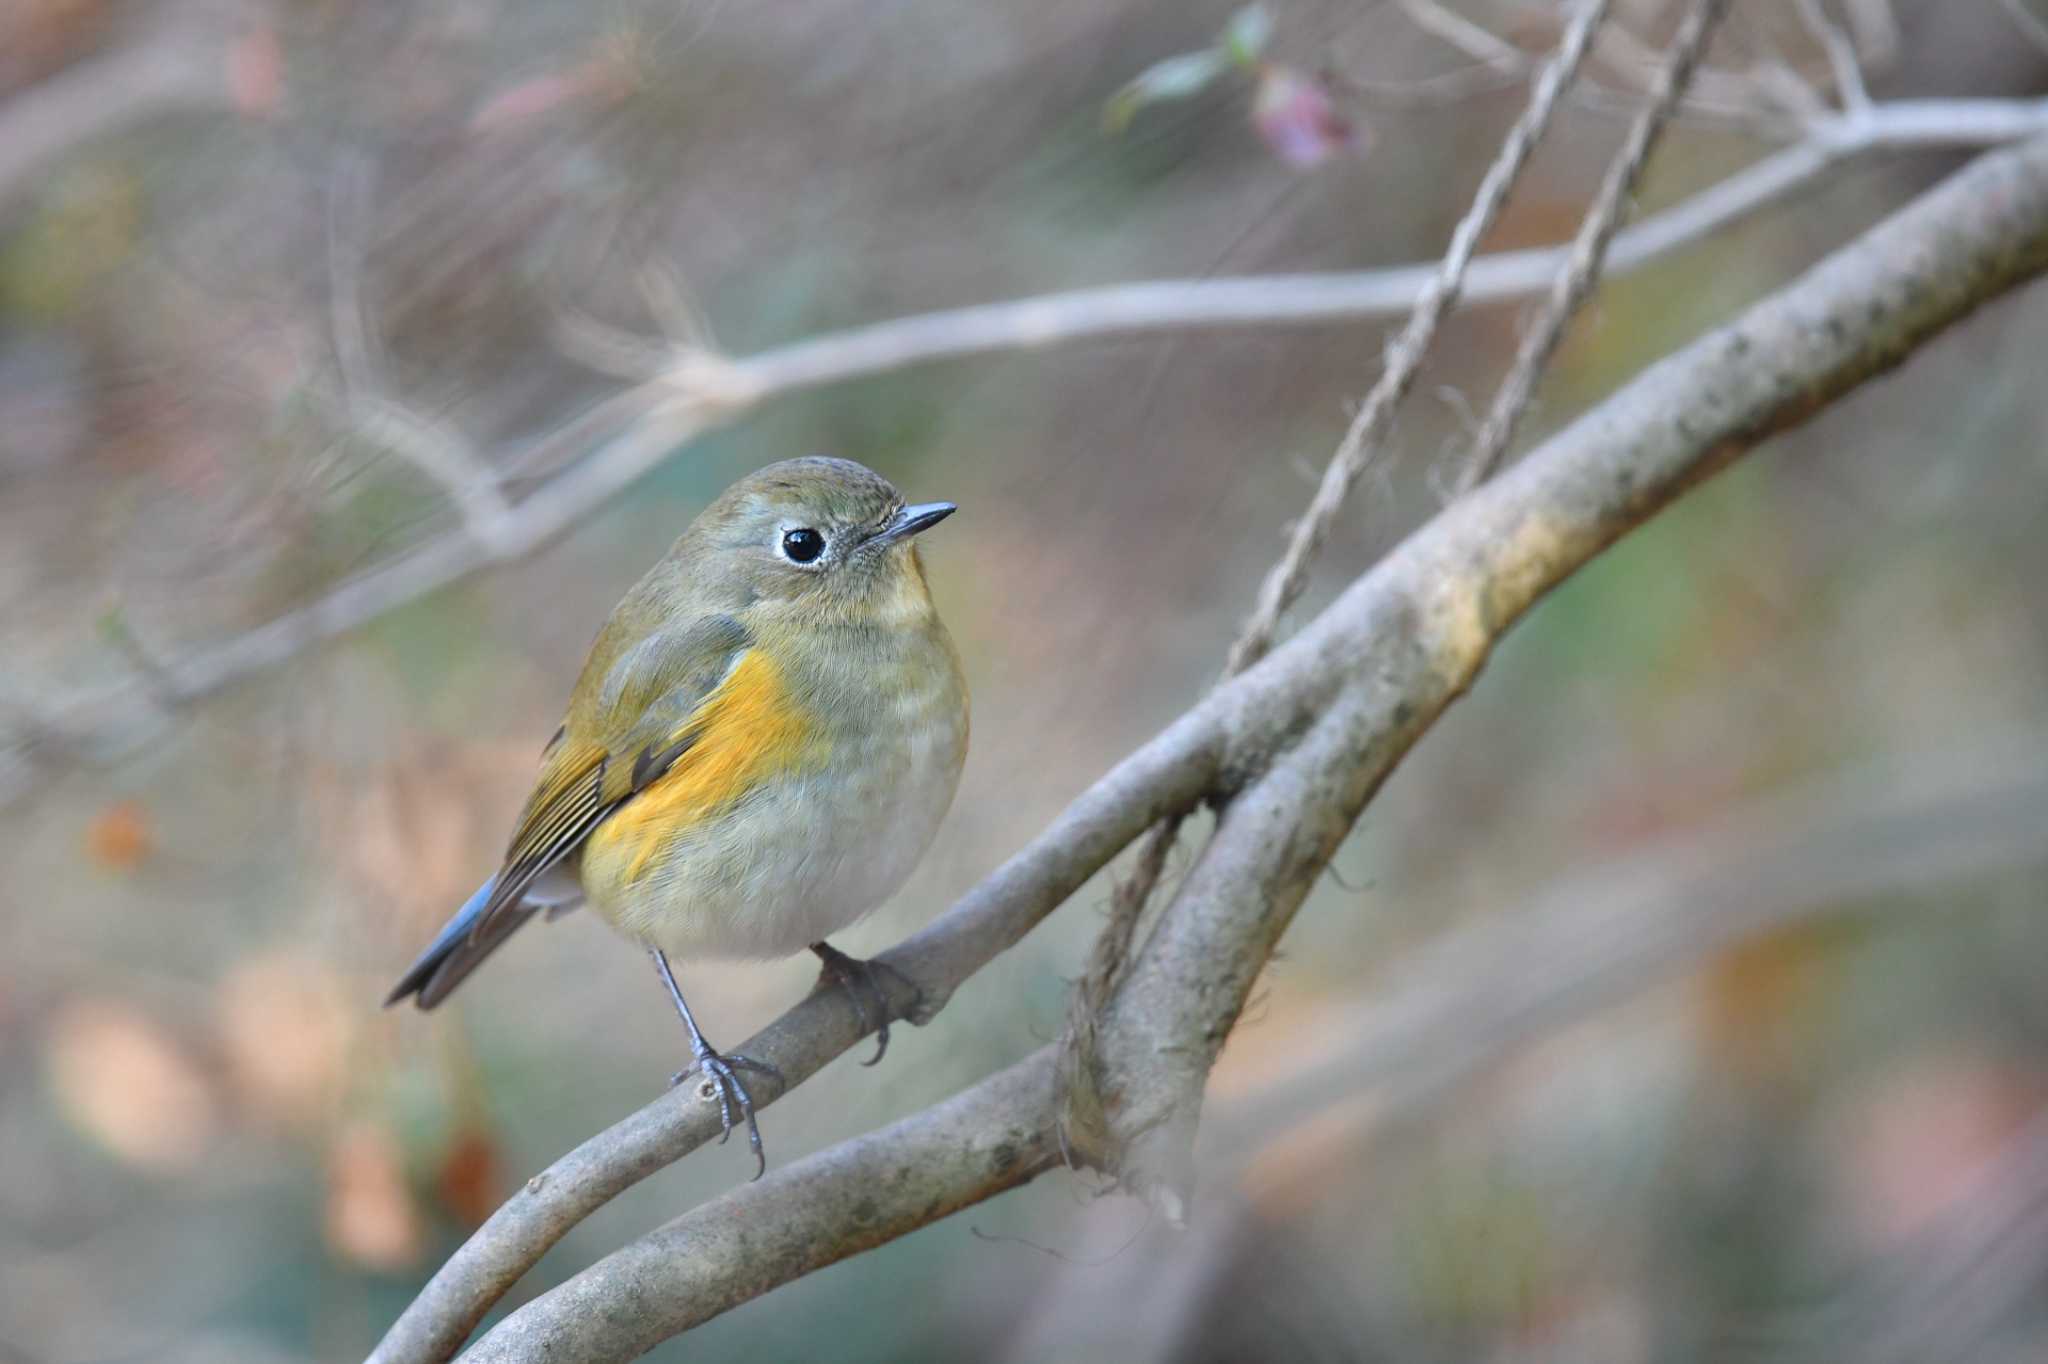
397 131 2048 1364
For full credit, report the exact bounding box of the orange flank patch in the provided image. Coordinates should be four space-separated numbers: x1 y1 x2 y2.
588 650 816 883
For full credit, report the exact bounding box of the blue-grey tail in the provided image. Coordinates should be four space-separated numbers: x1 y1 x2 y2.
384 876 539 1010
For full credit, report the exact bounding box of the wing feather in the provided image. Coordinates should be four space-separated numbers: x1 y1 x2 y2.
463 613 749 945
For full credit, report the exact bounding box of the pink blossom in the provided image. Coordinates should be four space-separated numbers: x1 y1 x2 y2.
1251 65 1357 168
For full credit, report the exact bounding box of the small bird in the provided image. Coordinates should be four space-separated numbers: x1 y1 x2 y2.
386 457 969 1174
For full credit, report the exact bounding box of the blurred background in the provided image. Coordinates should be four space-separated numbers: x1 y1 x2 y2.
3 0 2048 1360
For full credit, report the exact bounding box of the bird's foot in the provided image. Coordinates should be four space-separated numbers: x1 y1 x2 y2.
670 1045 781 1178
810 942 921 1066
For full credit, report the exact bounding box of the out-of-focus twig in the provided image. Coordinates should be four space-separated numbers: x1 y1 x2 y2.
0 35 236 215
1795 0 1872 112
1208 745 2048 1159
1844 0 1900 69
1998 0 2048 56
322 154 518 550
422 133 2048 1364
1846 1108 2048 1364
1369 0 1817 129
1727 1066 2048 1361
1454 0 1732 493
1394 0 1525 70
11 97 2048 780
335 395 518 552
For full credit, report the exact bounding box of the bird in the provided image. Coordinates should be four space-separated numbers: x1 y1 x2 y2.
385 456 969 1175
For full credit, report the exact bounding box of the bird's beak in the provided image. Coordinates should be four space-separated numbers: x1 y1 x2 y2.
873 501 956 547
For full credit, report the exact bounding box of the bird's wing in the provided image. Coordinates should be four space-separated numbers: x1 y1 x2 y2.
466 613 752 944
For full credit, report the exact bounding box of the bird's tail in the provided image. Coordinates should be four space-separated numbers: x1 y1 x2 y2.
383 875 541 1010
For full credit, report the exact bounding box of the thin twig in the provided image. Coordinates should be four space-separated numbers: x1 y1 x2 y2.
1226 0 1614 678
1998 0 2048 57
1454 0 1733 493
1394 0 1526 70
1795 0 1872 112
321 151 516 548
1842 0 1900 70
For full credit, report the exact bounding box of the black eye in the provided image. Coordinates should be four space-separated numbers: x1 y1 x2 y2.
781 527 825 564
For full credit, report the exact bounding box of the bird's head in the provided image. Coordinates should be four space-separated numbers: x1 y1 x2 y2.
680 456 955 620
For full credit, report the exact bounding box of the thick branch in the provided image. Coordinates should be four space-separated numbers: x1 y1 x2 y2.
436 132 2048 1364
13 98 2048 779
462 1051 1063 1364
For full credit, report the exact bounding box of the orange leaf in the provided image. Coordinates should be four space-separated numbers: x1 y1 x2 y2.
45 997 217 1172
436 1126 505 1227
84 800 151 870
326 1121 423 1271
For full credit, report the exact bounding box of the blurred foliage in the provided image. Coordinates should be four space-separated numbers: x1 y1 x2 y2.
2 1 2048 1362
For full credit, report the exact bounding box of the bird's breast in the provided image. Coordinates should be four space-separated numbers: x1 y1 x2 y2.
580 620 967 960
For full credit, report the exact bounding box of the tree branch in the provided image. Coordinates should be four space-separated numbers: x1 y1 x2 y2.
400 130 2048 1364
12 97 2048 781
463 1050 1065 1363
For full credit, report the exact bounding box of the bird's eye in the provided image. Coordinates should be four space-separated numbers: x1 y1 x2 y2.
780 527 826 564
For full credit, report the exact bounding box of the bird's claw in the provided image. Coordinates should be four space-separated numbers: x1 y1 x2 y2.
812 943 921 1066
671 1048 780 1178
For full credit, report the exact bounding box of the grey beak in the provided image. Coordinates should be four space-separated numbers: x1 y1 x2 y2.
874 501 956 546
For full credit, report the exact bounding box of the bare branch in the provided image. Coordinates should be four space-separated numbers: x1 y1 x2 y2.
0 32 237 215
12 97 2048 779
404 131 2048 1364
463 1050 1064 1363
1843 0 1900 69
1795 0 1873 112
1455 0 1732 493
321 153 518 550
336 394 518 552
1591 21 1763 117
1394 0 1526 71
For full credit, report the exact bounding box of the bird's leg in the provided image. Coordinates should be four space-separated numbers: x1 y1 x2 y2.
649 948 780 1179
809 942 921 1066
